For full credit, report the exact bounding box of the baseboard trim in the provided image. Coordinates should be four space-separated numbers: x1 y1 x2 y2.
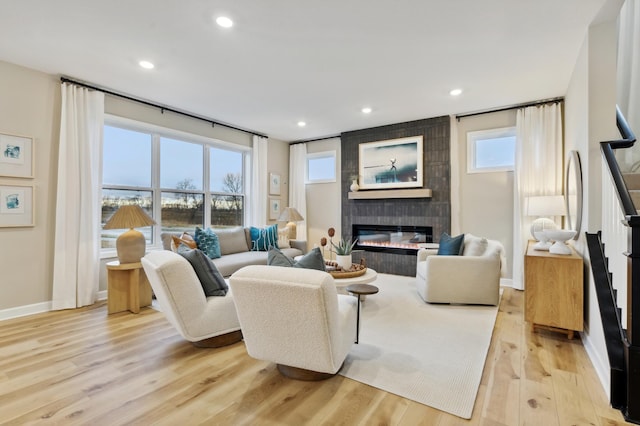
0 290 108 322
0 301 52 321
581 324 610 400
500 278 514 287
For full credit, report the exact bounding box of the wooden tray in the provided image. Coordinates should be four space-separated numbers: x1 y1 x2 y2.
329 266 367 279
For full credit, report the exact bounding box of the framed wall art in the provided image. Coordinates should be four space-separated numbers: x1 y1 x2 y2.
0 184 34 227
269 197 281 220
0 133 34 178
269 172 281 195
358 136 423 190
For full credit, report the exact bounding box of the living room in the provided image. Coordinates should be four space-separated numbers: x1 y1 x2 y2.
1 0 638 424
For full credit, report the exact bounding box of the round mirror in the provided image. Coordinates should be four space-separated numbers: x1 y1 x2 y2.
565 150 583 240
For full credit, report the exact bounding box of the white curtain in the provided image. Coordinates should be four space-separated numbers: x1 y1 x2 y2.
449 115 461 235
512 103 563 290
249 135 268 227
289 143 308 241
52 83 105 309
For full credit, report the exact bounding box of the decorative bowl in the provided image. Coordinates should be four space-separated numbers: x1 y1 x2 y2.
543 229 576 255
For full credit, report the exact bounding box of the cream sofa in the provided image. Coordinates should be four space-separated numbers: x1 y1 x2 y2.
415 234 506 305
161 227 306 277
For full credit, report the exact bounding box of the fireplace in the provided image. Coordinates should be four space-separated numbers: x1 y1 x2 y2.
352 224 433 255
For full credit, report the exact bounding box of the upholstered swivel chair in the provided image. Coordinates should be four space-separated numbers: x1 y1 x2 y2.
229 265 357 380
141 250 242 347
415 234 505 306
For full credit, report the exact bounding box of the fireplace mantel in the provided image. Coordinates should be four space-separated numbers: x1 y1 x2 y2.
347 188 432 200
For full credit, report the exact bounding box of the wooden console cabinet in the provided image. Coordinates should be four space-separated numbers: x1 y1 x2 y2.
524 241 584 338
106 261 153 314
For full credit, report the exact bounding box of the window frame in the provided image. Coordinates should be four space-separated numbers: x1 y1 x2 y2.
466 126 516 174
101 115 249 256
306 150 337 183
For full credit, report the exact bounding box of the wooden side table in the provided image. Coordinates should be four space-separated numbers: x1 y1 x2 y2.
524 241 583 338
106 261 153 314
346 283 379 344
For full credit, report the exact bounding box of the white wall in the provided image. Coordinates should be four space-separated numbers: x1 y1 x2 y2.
454 111 516 279
564 0 623 397
304 138 342 255
0 60 60 312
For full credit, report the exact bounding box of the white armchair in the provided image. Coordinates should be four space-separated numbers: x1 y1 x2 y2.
229 265 357 380
415 234 505 305
141 250 242 347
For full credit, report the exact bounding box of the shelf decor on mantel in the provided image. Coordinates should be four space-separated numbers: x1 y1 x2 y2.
348 188 432 200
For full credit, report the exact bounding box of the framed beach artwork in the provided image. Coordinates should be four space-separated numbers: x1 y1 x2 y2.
269 197 281 220
0 184 34 227
0 133 34 178
358 136 423 190
269 172 281 195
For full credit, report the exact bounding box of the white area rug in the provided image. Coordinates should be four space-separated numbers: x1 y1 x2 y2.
339 273 499 419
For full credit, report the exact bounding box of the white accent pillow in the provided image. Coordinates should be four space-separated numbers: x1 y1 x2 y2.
278 226 291 248
463 233 488 256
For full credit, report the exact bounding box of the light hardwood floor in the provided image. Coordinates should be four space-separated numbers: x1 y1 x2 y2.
0 288 633 425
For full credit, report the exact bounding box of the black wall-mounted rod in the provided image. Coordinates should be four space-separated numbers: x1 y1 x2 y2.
290 134 341 145
455 97 564 120
60 77 268 139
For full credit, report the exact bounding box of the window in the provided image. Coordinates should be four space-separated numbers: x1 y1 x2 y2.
307 151 336 183
467 127 516 173
101 117 248 250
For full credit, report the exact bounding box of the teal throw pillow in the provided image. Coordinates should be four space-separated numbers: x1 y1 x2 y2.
194 227 221 259
177 244 228 297
267 247 326 272
250 224 279 251
437 232 465 256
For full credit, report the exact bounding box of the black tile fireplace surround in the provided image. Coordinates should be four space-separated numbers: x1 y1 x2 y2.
353 224 433 255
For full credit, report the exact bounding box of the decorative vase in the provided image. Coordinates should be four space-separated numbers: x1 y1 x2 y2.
350 179 359 192
336 254 352 271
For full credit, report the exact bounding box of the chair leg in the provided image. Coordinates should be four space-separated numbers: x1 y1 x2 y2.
277 364 339 381
192 330 243 348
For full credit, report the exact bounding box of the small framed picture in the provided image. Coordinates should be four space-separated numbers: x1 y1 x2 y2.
0 184 34 227
269 197 281 220
269 172 281 195
0 133 34 178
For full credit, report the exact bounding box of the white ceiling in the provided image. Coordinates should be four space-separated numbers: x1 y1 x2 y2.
0 0 606 141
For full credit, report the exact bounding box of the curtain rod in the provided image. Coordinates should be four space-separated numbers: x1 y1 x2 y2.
60 77 268 139
455 97 564 121
290 134 341 145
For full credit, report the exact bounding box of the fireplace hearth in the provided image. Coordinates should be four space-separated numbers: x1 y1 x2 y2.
352 224 433 255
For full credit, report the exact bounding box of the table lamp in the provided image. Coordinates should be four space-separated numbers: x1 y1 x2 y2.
525 195 566 250
278 207 304 239
103 205 156 264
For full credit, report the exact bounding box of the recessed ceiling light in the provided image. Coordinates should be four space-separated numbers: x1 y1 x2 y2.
450 88 463 96
361 107 372 114
216 16 233 28
139 60 155 69
297 121 306 127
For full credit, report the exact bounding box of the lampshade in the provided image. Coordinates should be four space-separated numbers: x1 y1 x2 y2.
525 195 565 249
104 205 156 264
278 207 304 240
525 195 566 217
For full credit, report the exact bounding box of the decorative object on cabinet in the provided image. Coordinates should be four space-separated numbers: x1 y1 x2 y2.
525 195 565 250
278 206 304 239
544 229 577 255
565 150 583 240
103 205 156 264
0 133 33 178
524 241 583 339
0 184 34 227
359 136 423 190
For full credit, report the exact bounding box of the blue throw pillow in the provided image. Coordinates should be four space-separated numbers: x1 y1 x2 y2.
437 232 465 256
194 227 221 259
250 224 279 251
177 244 228 297
267 247 296 267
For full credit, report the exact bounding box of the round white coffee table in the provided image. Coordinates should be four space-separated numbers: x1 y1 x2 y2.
332 268 377 293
